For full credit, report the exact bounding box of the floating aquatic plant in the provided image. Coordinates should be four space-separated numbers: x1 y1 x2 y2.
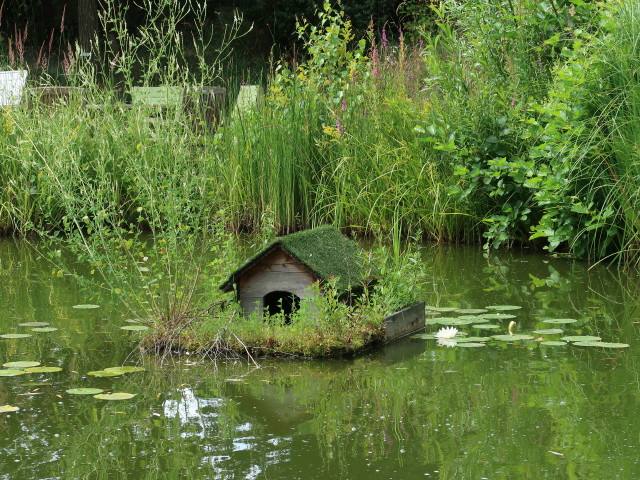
485 305 522 311
94 392 136 400
491 334 535 342
541 318 578 324
533 328 564 335
573 341 629 348
72 304 100 309
482 313 517 320
66 388 105 395
0 405 19 413
24 366 62 373
0 369 26 377
3 361 40 368
120 325 150 331
561 335 602 342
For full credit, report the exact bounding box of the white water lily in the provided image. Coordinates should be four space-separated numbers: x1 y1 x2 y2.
435 326 458 339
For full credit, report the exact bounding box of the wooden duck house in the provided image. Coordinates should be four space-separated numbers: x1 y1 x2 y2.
220 226 368 317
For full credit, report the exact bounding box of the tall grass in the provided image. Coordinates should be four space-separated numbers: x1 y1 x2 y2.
3 0 640 267
594 0 640 262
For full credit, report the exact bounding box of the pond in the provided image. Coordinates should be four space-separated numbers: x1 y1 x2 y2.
1 239 640 479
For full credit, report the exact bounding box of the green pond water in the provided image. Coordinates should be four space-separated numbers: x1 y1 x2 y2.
2 239 640 479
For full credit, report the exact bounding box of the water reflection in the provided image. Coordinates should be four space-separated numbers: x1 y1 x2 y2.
1 240 640 479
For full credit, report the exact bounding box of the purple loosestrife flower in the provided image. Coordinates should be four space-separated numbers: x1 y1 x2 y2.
336 116 343 135
382 28 388 51
341 98 347 112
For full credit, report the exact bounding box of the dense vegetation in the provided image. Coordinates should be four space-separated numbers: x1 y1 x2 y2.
1 0 639 354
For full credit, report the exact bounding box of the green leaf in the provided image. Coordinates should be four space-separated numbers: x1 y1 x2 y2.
539 341 568 346
491 334 535 341
94 392 137 400
541 318 578 324
561 335 602 342
104 366 145 374
24 366 62 373
3 361 40 368
485 305 522 311
0 369 27 377
532 329 564 335
66 388 105 395
0 405 19 413
87 370 123 377
120 325 150 331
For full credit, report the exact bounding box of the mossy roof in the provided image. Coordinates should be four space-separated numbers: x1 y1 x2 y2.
220 225 367 293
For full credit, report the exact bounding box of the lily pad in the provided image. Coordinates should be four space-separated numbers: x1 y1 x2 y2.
31 327 58 333
492 334 535 342
541 318 578 324
481 313 517 320
0 405 19 413
18 322 49 327
539 340 568 346
120 325 150 331
93 392 137 400
561 335 602 342
456 342 486 348
426 317 462 325
3 361 40 368
87 370 123 377
0 333 32 339
473 324 501 330
485 305 522 311
425 306 458 313
72 304 100 309
532 328 564 335
104 366 145 374
454 308 488 314
0 369 27 377
457 315 489 322
573 341 630 348
24 366 62 373
66 388 105 395
411 333 436 339
454 337 492 343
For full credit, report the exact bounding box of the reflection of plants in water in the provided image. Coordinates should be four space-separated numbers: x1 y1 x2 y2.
428 245 640 338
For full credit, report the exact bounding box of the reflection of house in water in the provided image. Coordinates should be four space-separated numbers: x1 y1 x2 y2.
220 226 369 319
226 380 313 436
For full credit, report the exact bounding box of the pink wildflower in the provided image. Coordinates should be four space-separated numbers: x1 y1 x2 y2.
336 117 343 135
372 46 379 77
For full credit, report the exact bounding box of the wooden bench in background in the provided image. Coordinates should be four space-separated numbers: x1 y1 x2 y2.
131 85 226 133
